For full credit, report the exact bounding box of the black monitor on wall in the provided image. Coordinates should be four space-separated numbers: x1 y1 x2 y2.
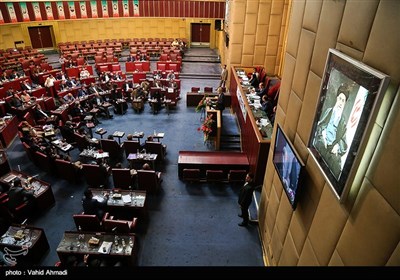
272 124 305 210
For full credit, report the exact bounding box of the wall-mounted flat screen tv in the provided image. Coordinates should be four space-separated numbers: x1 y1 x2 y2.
272 125 305 210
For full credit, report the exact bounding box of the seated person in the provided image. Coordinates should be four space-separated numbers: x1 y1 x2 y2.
6 178 35 214
58 80 69 91
20 90 35 104
9 92 22 108
90 92 113 119
124 80 134 98
141 163 162 183
66 77 80 88
82 189 108 220
88 82 106 95
261 94 275 118
55 71 68 81
79 67 90 79
20 80 38 91
34 104 51 122
115 162 136 177
149 90 162 113
60 120 76 143
20 121 44 138
256 82 267 98
77 85 89 98
63 93 76 103
166 70 175 81
70 101 88 120
126 54 136 62
77 127 99 147
145 135 167 156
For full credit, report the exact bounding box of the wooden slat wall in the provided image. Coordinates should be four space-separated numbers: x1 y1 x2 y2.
0 1 225 24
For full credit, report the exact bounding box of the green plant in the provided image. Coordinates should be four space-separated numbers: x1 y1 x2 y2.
195 96 207 112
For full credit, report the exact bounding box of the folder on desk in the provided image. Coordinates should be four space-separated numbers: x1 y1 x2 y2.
98 241 112 254
122 195 131 204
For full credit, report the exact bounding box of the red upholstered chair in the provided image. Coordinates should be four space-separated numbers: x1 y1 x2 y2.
191 87 200 93
204 87 213 93
82 164 109 188
100 139 122 162
102 213 137 233
144 141 166 161
125 62 135 73
94 55 103 64
157 63 166 71
159 54 168 61
73 213 103 232
122 140 141 158
111 64 121 72
134 63 143 72
74 132 89 151
182 169 201 183
76 57 85 66
206 170 225 183
228 170 247 183
169 63 178 72
99 65 108 73
169 53 178 61
34 151 53 173
22 142 36 164
137 170 161 194
23 111 37 126
55 159 78 183
112 168 135 190
44 97 56 111
0 193 13 223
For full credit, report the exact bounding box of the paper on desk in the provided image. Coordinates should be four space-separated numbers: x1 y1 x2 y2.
122 194 131 204
93 195 105 203
98 241 112 254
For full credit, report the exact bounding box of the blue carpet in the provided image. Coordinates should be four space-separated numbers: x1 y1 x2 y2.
4 48 264 267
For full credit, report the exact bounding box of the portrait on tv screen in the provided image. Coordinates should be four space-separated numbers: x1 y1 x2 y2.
273 125 304 209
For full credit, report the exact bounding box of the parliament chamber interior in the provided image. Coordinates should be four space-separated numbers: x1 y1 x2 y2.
0 0 398 272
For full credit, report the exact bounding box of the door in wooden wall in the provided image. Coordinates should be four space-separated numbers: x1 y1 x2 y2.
28 26 54 49
191 23 210 47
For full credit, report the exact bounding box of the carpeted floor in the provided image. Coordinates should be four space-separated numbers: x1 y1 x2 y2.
4 47 264 268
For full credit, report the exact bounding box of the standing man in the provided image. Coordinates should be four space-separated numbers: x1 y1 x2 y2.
219 64 228 88
216 87 225 111
237 173 255 227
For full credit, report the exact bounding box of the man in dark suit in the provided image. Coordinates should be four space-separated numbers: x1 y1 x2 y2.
216 87 225 111
237 173 255 227
82 189 108 220
6 178 35 213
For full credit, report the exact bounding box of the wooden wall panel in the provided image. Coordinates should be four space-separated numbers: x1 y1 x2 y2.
205 1 210 18
0 1 226 24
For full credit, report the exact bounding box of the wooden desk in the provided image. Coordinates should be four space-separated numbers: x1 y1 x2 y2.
127 153 157 170
0 115 18 148
56 231 137 266
178 151 249 179
0 170 55 211
90 188 147 219
186 91 231 107
0 225 50 265
51 104 70 123
230 66 273 185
